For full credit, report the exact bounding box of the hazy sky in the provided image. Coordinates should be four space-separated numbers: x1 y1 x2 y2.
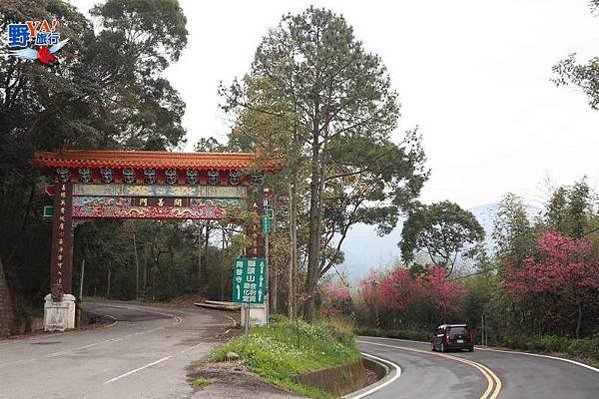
71 0 599 210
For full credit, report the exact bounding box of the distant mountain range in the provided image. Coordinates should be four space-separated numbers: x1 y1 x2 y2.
339 203 539 282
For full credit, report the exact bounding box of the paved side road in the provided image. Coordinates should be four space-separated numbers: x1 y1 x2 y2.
0 301 235 399
357 336 599 399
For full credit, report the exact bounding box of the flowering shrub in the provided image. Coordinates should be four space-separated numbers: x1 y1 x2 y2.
320 282 353 319
504 231 599 337
321 283 352 302
357 264 465 329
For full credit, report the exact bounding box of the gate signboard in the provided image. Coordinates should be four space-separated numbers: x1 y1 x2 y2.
232 257 267 304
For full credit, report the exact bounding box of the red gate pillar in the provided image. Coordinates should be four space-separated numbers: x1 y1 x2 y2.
44 181 76 331
50 182 74 295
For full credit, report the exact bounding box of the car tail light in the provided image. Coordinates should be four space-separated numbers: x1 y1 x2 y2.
444 333 450 344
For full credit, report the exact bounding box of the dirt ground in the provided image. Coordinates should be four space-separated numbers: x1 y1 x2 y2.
187 361 307 399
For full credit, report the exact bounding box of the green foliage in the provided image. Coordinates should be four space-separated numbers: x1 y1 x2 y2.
221 6 428 320
190 377 212 389
492 193 537 268
545 179 591 239
0 0 188 310
212 319 360 399
400 201 485 274
70 219 245 302
553 53 599 110
499 335 599 367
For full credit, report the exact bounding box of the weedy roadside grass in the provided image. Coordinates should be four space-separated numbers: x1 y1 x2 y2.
212 316 361 399
191 377 212 389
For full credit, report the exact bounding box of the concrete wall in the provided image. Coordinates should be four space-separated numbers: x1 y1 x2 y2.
363 357 387 380
0 261 15 336
293 359 367 396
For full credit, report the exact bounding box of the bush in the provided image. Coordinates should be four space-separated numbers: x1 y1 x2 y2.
212 319 361 399
499 334 599 367
355 327 431 342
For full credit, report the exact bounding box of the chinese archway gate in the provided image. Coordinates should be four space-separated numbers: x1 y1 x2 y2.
33 149 279 331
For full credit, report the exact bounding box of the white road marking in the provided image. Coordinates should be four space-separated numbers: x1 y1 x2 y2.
104 355 173 384
475 346 599 373
104 339 210 384
343 352 402 399
358 339 502 399
360 336 599 373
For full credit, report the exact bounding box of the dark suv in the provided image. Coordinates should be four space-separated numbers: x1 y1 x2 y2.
431 324 474 352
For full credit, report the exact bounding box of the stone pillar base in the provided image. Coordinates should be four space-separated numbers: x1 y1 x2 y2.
241 304 267 326
44 294 76 332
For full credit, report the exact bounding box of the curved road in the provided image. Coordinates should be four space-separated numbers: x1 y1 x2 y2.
0 301 235 399
358 336 599 399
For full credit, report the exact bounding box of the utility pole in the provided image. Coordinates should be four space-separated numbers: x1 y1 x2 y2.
288 182 296 321
79 259 85 299
262 187 276 323
132 225 140 300
481 313 486 346
220 227 225 301
197 222 203 294
106 260 111 298
263 187 273 323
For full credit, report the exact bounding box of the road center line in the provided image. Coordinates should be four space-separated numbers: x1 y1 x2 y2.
357 340 502 399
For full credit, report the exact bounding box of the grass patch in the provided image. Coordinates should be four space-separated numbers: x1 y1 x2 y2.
212 319 361 399
191 377 212 389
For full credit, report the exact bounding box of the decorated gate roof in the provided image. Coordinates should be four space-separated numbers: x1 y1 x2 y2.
33 149 281 172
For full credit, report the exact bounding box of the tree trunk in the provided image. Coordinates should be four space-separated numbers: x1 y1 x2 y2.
304 130 323 321
271 258 278 315
204 223 211 292
197 224 203 294
288 178 296 321
576 304 582 339
220 227 225 301
106 263 111 298
132 226 140 300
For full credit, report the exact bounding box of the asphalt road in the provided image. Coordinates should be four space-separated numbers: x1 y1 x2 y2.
0 301 234 399
357 336 599 399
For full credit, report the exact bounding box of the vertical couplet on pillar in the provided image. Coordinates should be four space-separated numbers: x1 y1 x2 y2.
50 182 73 297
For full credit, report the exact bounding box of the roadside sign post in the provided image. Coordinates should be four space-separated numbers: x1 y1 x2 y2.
262 214 271 233
232 257 267 346
232 258 267 304
244 298 250 347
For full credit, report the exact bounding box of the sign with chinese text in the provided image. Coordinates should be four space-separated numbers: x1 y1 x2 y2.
262 214 271 233
232 258 267 304
50 182 73 296
7 19 69 65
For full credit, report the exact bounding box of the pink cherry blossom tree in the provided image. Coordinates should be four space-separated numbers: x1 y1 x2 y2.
504 231 599 338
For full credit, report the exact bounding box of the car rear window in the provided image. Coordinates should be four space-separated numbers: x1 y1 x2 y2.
449 326 468 335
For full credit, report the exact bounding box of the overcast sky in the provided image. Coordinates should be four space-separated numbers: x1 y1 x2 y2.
71 0 599 210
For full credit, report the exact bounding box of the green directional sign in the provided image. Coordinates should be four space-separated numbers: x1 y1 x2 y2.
262 215 271 233
232 257 267 304
43 205 54 218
